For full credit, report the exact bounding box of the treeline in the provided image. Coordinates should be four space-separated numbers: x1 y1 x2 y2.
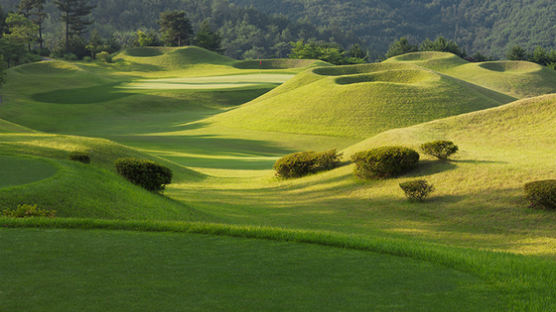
229 0 556 59
0 0 355 60
384 37 556 69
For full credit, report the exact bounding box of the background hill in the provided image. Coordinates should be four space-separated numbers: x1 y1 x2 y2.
0 0 554 59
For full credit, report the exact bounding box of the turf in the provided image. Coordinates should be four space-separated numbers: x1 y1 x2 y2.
0 155 57 188
1 48 556 311
0 228 505 312
386 52 556 98
207 62 515 137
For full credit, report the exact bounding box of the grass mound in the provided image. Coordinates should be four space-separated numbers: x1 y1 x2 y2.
386 52 556 98
114 46 235 70
335 69 438 84
233 58 328 69
208 62 514 137
479 61 542 73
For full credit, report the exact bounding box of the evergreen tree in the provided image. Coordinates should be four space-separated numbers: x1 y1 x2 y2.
18 0 46 49
507 45 528 60
159 11 193 47
54 0 95 52
385 37 417 58
194 21 223 53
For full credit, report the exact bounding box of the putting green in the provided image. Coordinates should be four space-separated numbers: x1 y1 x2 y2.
0 155 57 188
121 74 294 90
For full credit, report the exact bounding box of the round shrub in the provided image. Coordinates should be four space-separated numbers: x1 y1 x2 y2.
420 140 458 160
96 51 113 63
115 158 172 192
400 180 434 202
274 149 341 179
69 151 90 164
524 180 556 210
351 146 419 179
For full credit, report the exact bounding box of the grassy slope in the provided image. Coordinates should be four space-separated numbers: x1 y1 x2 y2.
0 228 504 312
207 61 515 138
386 51 556 98
2 49 556 311
163 95 556 259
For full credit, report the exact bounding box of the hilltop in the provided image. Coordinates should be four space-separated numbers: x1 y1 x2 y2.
207 54 517 137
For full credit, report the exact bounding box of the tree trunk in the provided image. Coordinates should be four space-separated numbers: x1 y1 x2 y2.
39 24 43 49
65 14 69 52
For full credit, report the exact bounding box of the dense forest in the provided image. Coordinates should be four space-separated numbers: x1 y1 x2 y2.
230 0 556 58
0 0 554 61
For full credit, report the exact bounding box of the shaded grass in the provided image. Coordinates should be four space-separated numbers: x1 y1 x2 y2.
0 227 503 312
2 218 556 311
0 154 57 188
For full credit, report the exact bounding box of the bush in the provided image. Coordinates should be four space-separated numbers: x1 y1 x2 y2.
96 51 113 63
420 140 458 160
63 53 78 61
400 180 435 201
524 180 556 210
82 56 92 62
2 204 56 218
115 158 172 192
351 146 419 179
69 151 90 164
274 149 341 179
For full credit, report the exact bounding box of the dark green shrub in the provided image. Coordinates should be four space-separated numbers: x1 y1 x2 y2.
2 204 56 218
274 149 341 179
351 146 419 179
524 180 556 210
69 151 90 164
420 140 458 160
115 158 172 192
96 51 113 63
400 180 435 202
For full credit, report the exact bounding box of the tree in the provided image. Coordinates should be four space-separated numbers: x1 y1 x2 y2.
194 21 223 53
85 29 103 58
4 13 37 51
419 36 465 57
18 0 46 49
54 0 95 52
347 44 367 59
159 11 193 47
531 46 548 66
385 37 417 58
507 45 528 60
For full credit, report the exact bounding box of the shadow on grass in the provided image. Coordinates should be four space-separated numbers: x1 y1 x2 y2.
31 83 136 104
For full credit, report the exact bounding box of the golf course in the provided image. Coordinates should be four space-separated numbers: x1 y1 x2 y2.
1 46 556 311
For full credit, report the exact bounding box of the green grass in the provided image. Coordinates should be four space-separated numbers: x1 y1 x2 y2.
0 227 506 312
207 62 515 137
386 52 556 98
1 48 556 311
0 155 57 188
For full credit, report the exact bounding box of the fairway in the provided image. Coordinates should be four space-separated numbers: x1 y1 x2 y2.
0 228 505 312
0 155 57 188
121 74 294 90
1 46 556 311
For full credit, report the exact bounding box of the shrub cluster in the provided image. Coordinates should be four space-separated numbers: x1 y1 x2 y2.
274 149 341 179
69 151 91 164
1 204 56 218
115 158 173 192
400 180 435 202
524 180 556 210
420 140 458 160
351 146 419 179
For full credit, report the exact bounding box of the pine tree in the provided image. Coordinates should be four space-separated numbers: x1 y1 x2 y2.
54 0 95 52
